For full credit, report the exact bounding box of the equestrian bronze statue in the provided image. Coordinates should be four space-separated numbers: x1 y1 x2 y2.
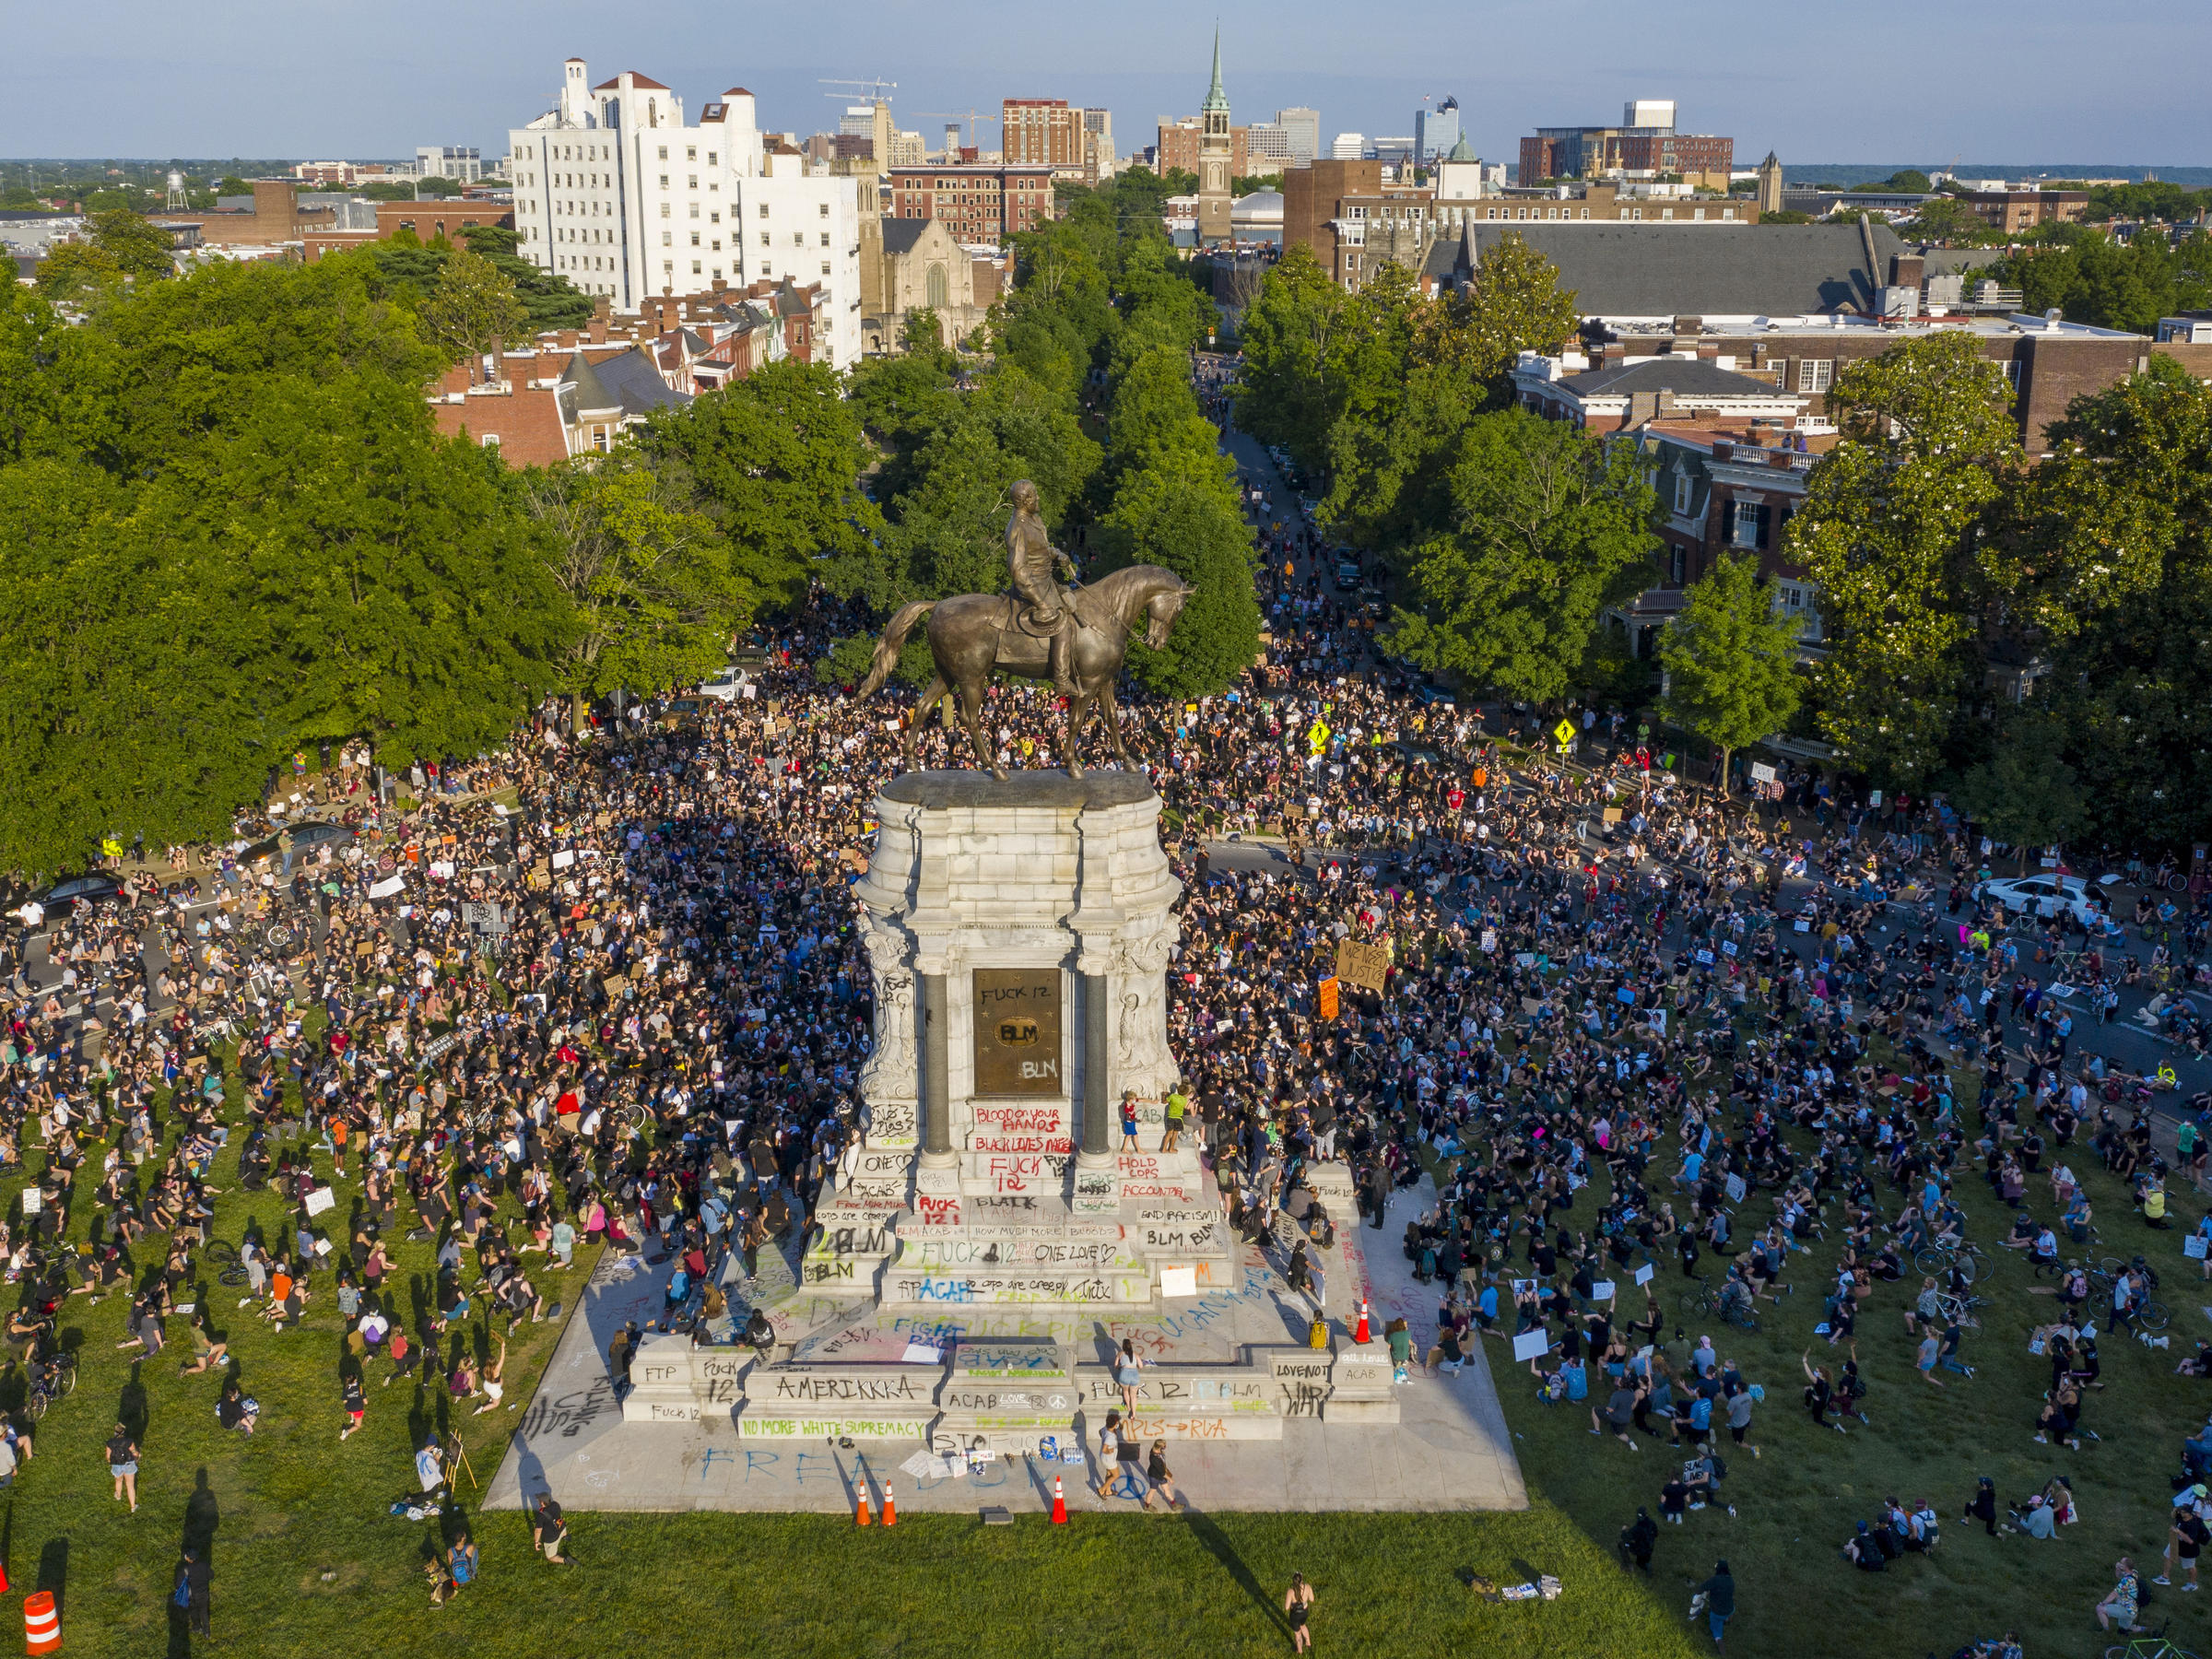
853 480 1194 781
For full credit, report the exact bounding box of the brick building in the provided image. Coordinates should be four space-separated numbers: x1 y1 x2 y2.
302 199 516 262
1157 117 1249 182
1964 190 2090 234
157 180 335 249
1519 103 1733 191
887 164 1056 244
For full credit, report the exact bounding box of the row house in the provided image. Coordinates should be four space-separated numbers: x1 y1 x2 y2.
1512 349 1831 655
427 277 830 465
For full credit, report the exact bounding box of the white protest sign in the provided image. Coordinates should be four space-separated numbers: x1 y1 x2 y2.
1512 1329 1552 1363
1591 1280 1617 1302
304 1185 336 1217
1724 1173 1747 1204
1159 1265 1198 1299
1634 1263 1655 1287
367 875 405 899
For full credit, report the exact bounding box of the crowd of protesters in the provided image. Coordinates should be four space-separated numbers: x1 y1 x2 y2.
0 413 2206 1643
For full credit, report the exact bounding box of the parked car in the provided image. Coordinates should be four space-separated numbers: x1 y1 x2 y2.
1335 560 1362 589
698 665 754 703
1973 873 2105 926
16 872 124 926
241 819 357 877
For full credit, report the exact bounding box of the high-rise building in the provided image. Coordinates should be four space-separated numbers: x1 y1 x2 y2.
1518 100 1731 190
1414 97 1460 166
1196 29 1233 245
1001 99 1115 182
505 58 864 367
1158 117 1248 182
1330 133 1366 161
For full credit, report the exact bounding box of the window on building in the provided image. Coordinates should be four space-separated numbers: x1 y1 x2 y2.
819 203 830 217
686 147 696 161
690 232 700 247
820 261 831 276
659 175 669 189
1669 545 1686 584
481 433 500 448
707 152 717 166
660 203 670 218
760 232 771 247
692 260 701 275
688 175 698 189
1674 474 1691 514
1797 359 1834 394
658 146 668 161
1722 206 1736 221
759 204 770 218
662 231 671 246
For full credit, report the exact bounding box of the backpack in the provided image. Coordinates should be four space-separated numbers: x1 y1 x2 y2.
1309 1317 1328 1350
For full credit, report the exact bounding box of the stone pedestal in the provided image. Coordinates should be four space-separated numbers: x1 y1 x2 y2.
808 770 1230 1310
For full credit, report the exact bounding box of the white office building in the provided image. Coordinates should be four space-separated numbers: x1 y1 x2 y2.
417 145 483 182
505 57 863 368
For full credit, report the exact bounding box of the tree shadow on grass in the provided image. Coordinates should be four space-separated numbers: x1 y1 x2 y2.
1182 1510 1287 1641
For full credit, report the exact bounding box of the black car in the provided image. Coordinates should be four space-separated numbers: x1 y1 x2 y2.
240 819 357 876
21 873 124 923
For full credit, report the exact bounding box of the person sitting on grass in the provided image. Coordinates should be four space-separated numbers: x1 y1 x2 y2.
178 1309 226 1377
2094 1556 2142 1632
217 1381 257 1435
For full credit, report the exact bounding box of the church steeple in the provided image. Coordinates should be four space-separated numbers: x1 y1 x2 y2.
1202 28 1229 115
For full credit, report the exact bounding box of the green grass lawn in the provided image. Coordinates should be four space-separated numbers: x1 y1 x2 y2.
1485 1056 2212 1659
6 1008 2203 1658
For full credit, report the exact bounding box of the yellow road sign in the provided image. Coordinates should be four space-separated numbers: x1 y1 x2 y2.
1553 719 1577 747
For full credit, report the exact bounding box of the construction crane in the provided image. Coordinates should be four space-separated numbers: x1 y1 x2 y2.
914 109 1001 147
820 77 898 103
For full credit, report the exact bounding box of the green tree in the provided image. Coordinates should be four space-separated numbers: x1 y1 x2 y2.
420 246 526 362
1426 231 1580 393
1656 551 1804 794
1788 333 2022 787
87 209 176 283
33 241 123 301
1233 243 1358 477
2005 359 2212 847
1095 443 1259 700
522 454 747 726
1949 715 2084 871
1386 408 1659 704
646 358 883 614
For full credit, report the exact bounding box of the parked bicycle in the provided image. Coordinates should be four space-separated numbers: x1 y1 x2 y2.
1678 1275 1761 1332
1914 1241 1994 1283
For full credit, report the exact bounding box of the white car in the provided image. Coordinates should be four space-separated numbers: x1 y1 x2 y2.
1975 873 2104 925
697 665 753 703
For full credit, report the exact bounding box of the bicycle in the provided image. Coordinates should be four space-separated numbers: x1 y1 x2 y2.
24 1350 77 1421
1932 1289 1988 1329
1677 1276 1761 1333
2108 1619 2201 1659
1915 1241 1994 1284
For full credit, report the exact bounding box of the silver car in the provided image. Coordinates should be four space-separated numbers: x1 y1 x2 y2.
1974 873 2103 925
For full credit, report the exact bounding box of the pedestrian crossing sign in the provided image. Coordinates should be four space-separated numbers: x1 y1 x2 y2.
1553 720 1577 747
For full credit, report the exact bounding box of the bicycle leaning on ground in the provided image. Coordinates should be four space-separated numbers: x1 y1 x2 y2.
2108 1619 2202 1659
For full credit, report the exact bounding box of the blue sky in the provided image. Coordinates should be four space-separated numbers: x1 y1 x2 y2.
3 0 2206 163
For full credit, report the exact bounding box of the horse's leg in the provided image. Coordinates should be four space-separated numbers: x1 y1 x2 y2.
1065 683 1089 781
958 676 1003 780
903 673 947 772
1101 681 1130 764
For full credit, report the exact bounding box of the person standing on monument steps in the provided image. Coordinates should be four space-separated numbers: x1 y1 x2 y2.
1006 478 1078 698
1116 1338 1147 1417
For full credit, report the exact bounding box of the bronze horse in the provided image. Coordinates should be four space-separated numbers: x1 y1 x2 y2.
853 564 1194 780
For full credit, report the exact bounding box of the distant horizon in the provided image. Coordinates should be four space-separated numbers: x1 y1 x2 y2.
4 2 2209 164
6 159 2209 189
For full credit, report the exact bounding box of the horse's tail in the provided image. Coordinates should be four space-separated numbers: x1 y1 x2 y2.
854 601 935 700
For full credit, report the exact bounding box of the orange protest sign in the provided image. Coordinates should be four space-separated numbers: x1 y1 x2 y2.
1318 977 1340 1020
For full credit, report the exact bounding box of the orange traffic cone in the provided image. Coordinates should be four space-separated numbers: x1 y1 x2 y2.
1354 1298 1371 1345
855 1478 874 1526
881 1478 898 1527
1051 1474 1068 1524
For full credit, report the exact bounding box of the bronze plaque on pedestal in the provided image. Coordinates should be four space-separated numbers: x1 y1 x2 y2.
972 969 1064 1095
